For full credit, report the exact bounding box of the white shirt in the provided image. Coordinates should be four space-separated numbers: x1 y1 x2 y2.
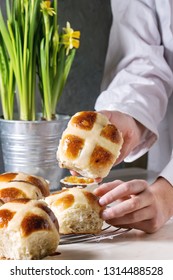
95 0 173 184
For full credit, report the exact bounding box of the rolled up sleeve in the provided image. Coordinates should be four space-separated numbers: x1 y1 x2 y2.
95 0 173 161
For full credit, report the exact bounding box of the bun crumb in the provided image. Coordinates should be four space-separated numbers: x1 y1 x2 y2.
45 187 104 234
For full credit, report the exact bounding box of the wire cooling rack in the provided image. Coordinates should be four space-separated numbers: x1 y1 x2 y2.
60 225 131 245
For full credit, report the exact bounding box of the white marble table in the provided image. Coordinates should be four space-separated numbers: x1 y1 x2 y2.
45 218 173 260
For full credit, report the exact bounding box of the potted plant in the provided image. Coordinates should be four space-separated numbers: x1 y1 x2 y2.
0 0 80 190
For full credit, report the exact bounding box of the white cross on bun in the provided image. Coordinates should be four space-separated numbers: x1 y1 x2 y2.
0 199 59 260
57 111 123 178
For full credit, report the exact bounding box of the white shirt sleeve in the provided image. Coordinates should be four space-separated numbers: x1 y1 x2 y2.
95 0 173 162
159 156 173 185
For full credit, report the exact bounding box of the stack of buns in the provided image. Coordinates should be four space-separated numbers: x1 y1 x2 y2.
0 111 123 258
57 111 123 178
0 171 104 259
54 111 123 235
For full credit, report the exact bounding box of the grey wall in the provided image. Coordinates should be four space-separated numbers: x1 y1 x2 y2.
0 0 112 173
56 0 112 116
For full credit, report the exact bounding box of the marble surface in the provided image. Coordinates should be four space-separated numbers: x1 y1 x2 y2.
45 218 173 260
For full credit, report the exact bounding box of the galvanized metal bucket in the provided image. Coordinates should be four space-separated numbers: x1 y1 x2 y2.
0 114 70 191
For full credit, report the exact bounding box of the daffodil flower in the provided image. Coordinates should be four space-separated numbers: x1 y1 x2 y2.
62 22 80 55
0 0 80 121
40 0 56 16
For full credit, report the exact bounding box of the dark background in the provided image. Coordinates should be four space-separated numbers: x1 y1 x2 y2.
0 0 112 172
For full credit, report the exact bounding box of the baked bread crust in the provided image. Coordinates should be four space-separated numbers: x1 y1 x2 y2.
57 111 123 178
0 172 50 202
45 187 104 234
0 199 4 207
0 199 59 260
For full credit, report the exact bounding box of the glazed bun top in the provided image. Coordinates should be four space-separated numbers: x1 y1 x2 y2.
0 198 59 236
0 172 50 202
46 187 103 213
57 111 123 178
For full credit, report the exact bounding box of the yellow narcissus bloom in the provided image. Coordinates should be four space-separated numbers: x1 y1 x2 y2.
40 0 56 16
62 21 80 55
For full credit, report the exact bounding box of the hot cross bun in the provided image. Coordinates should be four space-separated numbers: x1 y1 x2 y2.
57 111 123 178
45 187 105 234
0 199 59 259
0 172 50 203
